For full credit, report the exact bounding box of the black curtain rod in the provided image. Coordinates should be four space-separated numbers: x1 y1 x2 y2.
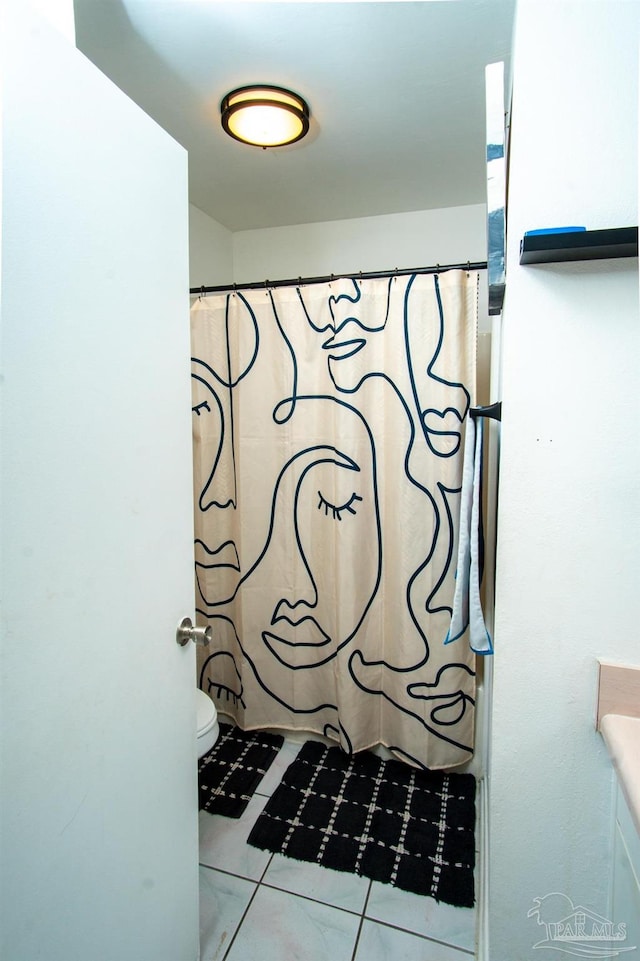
190 260 488 296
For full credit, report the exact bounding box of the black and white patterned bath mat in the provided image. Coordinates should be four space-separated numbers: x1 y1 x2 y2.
198 723 284 818
247 740 476 907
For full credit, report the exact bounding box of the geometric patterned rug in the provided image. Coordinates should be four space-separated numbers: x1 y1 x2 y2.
198 722 284 818
247 740 476 907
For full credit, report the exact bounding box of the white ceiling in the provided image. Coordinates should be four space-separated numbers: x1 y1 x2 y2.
73 0 515 232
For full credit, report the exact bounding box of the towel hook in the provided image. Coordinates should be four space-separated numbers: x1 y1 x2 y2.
470 401 502 422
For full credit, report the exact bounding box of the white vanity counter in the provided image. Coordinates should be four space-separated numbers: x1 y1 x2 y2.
597 662 640 954
600 713 640 840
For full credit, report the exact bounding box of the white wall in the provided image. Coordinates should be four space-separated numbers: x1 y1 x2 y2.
232 202 486 280
490 3 640 959
29 0 75 42
188 203 233 289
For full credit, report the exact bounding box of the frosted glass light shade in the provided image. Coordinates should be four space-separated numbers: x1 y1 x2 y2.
221 85 310 147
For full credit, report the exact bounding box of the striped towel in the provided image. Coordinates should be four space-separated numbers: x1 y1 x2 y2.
445 415 493 654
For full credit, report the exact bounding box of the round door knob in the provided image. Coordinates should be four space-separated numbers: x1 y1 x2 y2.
176 617 211 647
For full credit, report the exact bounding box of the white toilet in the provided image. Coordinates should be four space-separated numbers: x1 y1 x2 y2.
196 688 220 758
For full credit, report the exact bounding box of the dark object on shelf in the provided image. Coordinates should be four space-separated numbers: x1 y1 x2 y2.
519 226 638 265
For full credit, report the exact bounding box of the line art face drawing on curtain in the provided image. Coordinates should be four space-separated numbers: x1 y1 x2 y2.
191 270 478 770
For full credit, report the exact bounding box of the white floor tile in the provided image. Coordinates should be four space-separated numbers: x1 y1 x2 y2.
199 794 272 881
224 885 360 961
199 868 256 961
255 739 302 797
263 854 371 914
355 919 472 961
198 732 479 960
366 882 475 953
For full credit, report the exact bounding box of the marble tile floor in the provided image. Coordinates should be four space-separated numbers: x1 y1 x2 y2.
199 737 478 961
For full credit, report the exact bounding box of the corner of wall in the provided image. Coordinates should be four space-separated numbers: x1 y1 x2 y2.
188 204 233 288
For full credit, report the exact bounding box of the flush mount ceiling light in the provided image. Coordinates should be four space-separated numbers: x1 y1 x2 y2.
220 84 310 148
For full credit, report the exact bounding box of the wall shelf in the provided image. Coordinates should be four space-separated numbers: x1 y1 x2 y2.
519 226 638 265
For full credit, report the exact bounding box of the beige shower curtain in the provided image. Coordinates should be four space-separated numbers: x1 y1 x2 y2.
191 269 477 769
